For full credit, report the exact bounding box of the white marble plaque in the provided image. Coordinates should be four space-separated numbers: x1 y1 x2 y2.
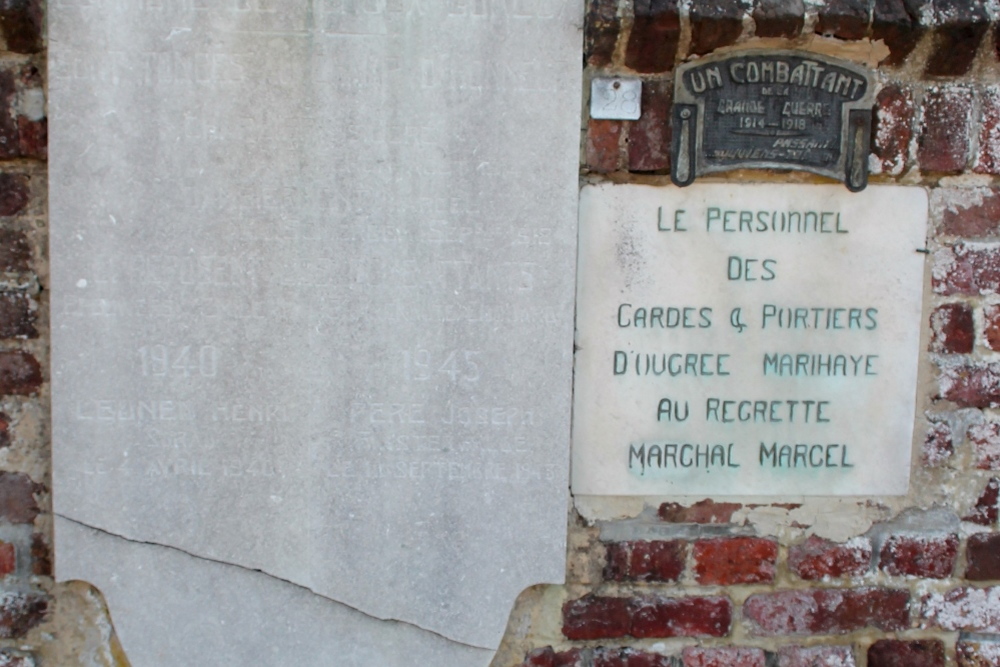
572 183 927 496
49 1 581 663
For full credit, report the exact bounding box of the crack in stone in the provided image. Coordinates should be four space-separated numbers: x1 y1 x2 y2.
55 512 494 652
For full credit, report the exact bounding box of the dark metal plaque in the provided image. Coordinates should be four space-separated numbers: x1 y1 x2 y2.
671 51 875 191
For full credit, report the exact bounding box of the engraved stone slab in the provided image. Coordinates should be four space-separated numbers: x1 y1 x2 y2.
49 1 581 663
572 183 927 497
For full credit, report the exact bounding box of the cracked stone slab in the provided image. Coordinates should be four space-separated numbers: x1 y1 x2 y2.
49 0 581 661
55 516 493 666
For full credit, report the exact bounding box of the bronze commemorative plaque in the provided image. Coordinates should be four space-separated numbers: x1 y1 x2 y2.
671 51 875 191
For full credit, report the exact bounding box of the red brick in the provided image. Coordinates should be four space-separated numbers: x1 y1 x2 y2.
984 304 1000 350
0 352 39 396
929 303 973 354
966 533 1000 580
0 294 34 340
940 189 1000 238
659 499 742 524
744 588 909 636
0 174 28 217
868 639 944 667
682 647 766 667
0 0 42 54
873 0 925 66
630 595 732 638
553 649 586 667
29 533 48 577
585 0 620 68
522 647 556 667
0 542 14 578
0 592 45 638
933 244 1000 296
688 0 746 57
628 79 670 172
879 534 958 578
815 0 871 41
586 119 623 173
922 586 1000 631
594 647 672 667
976 88 1000 175
958 639 1000 666
918 87 972 174
0 231 29 273
925 0 988 77
788 536 872 580
968 423 1000 469
753 0 804 39
693 537 777 585
625 0 680 73
963 478 999 525
563 595 631 640
0 65 43 161
937 363 1000 408
777 645 856 667
603 540 685 582
923 421 953 467
871 84 913 175
0 472 38 524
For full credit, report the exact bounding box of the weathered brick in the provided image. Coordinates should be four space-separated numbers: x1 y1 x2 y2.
815 0 872 41
522 647 556 666
604 540 685 582
682 647 766 667
752 0 804 38
0 0 42 55
940 189 1000 237
777 645 856 667
879 533 958 578
923 421 953 467
0 472 37 524
744 588 909 636
693 537 777 585
925 0 988 77
563 595 631 640
788 535 872 580
0 541 14 578
0 174 28 217
625 0 680 73
918 87 972 174
0 352 40 396
871 84 913 175
984 304 1000 350
688 0 746 57
968 423 1000 469
0 651 34 667
594 647 672 667
934 244 1000 296
628 79 670 172
659 498 741 524
553 649 586 667
868 639 944 667
0 294 35 340
963 478 999 525
958 639 1000 667
29 533 48 576
0 65 44 161
0 592 45 638
873 0 925 66
938 363 1000 408
976 88 1000 175
630 595 732 638
929 303 973 354
585 0 621 67
586 119 623 173
0 230 29 273
966 533 1000 580
922 586 1000 631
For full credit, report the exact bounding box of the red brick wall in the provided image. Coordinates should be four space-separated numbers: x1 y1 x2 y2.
506 1 1000 665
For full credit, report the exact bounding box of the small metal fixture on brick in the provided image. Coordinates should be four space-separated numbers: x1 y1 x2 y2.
671 51 875 191
590 77 642 120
